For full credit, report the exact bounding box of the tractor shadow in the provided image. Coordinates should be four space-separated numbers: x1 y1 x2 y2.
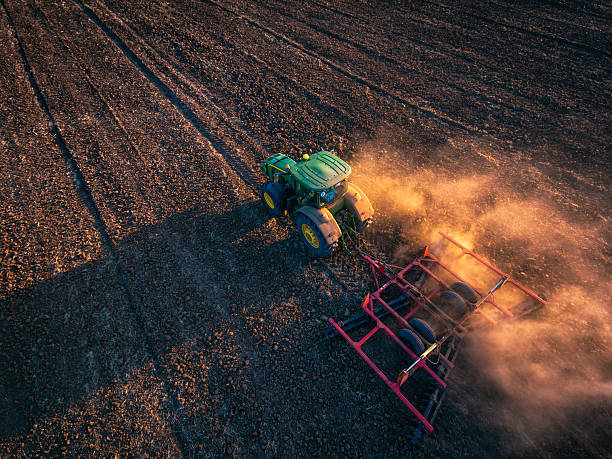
0 197 311 442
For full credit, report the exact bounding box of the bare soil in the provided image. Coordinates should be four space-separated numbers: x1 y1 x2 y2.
0 0 610 457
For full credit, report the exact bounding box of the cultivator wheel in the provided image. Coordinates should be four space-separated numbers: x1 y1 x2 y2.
450 281 478 303
437 290 468 318
398 328 425 355
409 318 436 343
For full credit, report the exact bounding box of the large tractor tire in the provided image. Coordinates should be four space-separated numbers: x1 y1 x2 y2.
344 183 374 233
260 182 287 216
295 213 336 257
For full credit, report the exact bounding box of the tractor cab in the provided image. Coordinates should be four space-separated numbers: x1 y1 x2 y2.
289 151 351 207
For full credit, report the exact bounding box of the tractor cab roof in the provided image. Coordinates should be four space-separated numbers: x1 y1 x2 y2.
290 151 351 192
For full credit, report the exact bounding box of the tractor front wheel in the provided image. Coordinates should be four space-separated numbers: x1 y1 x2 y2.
295 213 335 257
260 182 287 216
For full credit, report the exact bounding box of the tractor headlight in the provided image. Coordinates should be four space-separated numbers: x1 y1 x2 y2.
320 191 326 197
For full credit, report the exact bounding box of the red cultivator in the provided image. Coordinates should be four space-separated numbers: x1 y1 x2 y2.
328 232 547 444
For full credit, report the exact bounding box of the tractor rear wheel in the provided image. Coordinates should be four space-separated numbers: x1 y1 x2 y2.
260 182 287 216
295 213 335 257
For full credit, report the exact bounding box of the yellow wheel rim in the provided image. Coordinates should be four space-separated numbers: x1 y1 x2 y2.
301 224 320 248
264 192 274 209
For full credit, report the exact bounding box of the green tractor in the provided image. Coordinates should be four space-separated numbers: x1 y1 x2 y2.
259 150 374 257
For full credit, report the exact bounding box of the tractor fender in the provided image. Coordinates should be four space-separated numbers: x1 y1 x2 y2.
344 183 374 228
296 206 342 245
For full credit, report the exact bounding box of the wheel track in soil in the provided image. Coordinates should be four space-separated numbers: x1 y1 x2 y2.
32 1 175 219
201 0 612 180
200 0 481 136
0 1 194 456
89 0 358 149
79 0 397 300
315 0 611 80
250 0 612 147
80 0 609 290
95 0 426 143
83 0 609 186
72 0 261 192
202 0 612 163
391 0 612 68
478 0 608 33
538 0 611 21
98 0 610 195
30 0 155 383
256 0 531 117
307 0 612 115
87 0 274 166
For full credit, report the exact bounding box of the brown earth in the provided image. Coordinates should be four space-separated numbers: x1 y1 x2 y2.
0 0 610 457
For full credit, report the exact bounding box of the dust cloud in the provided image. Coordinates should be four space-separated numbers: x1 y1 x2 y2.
349 140 611 447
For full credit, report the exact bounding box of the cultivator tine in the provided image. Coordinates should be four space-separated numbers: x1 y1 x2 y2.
325 296 409 339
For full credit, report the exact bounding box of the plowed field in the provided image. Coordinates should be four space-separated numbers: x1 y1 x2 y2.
1 0 610 457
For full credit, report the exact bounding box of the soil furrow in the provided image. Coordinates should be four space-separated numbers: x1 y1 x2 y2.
475 0 609 33
35 6 167 212
0 1 113 256
1 2 196 455
309 0 611 115
257 0 530 117
73 0 260 191
252 0 611 150
539 0 612 21
201 0 480 135
95 0 362 142
419 0 611 57
91 0 331 158
209 0 610 163
90 0 276 161
391 0 612 70
97 0 455 155
329 0 610 87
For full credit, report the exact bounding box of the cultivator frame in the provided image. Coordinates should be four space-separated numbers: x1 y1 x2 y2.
328 232 547 443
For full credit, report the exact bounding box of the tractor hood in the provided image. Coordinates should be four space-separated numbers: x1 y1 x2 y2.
290 151 351 192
